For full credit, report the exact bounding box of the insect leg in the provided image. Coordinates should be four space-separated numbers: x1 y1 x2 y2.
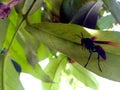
98 55 102 72
84 51 92 67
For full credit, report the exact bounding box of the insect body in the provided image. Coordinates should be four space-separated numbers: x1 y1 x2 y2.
80 35 106 72
76 33 120 72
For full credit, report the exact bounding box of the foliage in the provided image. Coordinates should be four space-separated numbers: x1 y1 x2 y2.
0 0 120 90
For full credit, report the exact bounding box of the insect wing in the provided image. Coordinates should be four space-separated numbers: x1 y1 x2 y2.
93 41 120 47
95 46 106 60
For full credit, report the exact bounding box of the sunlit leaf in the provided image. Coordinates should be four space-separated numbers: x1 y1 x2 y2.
28 9 42 24
69 63 99 90
3 9 19 49
10 33 52 82
9 8 19 26
0 55 24 90
42 54 67 90
26 22 120 81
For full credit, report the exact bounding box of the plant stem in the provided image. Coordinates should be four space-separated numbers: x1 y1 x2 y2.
5 0 37 57
2 0 37 89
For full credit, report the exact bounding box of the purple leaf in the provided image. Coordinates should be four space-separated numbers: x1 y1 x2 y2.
8 0 22 8
0 3 11 19
0 0 22 19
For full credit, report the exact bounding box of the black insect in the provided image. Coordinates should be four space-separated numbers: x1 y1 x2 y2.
76 33 120 72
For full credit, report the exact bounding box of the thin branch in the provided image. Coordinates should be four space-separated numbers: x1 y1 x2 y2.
2 0 37 89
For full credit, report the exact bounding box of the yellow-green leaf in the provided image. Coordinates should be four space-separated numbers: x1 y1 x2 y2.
0 55 24 90
26 22 120 82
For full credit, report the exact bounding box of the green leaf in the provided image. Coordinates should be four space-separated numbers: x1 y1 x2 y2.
9 8 19 26
10 34 52 82
22 0 43 15
26 22 120 81
22 0 34 15
28 9 42 24
29 0 43 15
102 0 120 24
3 17 52 82
37 43 51 61
0 18 9 49
46 0 63 15
42 54 67 90
17 29 39 67
97 14 115 29
0 55 24 90
3 8 18 49
69 63 99 90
